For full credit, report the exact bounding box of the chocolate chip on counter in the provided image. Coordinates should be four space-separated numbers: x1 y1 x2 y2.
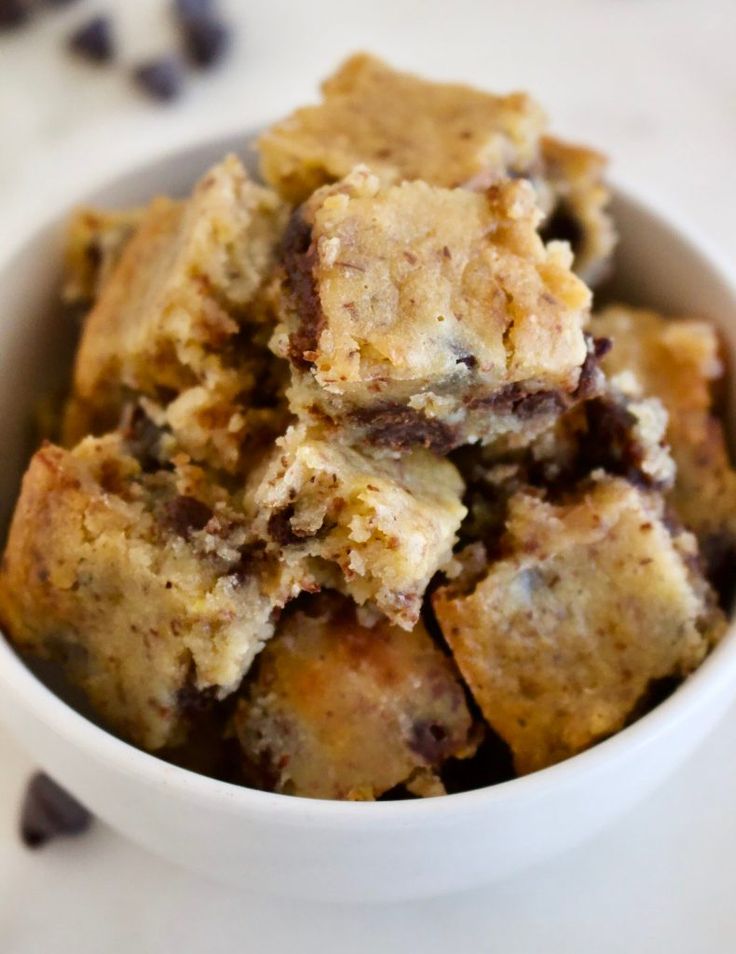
20 773 93 849
173 0 216 19
181 14 231 69
68 15 115 64
0 0 32 30
133 56 185 102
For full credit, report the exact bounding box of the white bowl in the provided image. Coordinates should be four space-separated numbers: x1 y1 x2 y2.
1 132 736 904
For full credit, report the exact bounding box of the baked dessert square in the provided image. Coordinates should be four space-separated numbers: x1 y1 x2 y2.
233 593 477 799
64 155 289 473
594 304 736 595
245 422 466 629
433 475 724 774
0 434 304 750
259 52 545 203
272 168 594 452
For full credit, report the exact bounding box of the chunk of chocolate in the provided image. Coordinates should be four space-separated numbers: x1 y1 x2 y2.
180 14 231 68
68 15 115 64
133 56 185 102
20 773 93 849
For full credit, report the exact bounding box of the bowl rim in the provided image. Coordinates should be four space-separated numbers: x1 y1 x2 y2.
2 126 736 826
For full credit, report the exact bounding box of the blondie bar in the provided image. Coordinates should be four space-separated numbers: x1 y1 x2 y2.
233 593 476 799
433 475 723 773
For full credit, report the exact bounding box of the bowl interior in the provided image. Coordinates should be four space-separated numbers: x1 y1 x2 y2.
1 133 736 799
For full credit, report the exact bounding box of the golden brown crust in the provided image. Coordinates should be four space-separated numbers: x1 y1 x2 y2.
259 52 546 203
0 436 304 750
233 593 477 799
433 476 724 774
271 168 592 450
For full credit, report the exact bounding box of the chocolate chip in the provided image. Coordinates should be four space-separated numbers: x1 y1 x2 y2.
68 15 115 64
163 495 213 538
173 0 216 18
455 354 477 370
133 56 185 102
180 14 230 68
0 0 31 29
177 679 219 715
541 201 583 255
467 383 566 420
281 212 324 370
20 773 92 849
267 506 303 546
408 720 451 764
46 0 82 6
352 404 459 454
593 336 612 359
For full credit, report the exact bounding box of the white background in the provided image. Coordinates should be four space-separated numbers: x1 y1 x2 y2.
2 1 736 950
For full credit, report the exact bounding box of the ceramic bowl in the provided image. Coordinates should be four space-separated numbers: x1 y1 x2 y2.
0 131 735 903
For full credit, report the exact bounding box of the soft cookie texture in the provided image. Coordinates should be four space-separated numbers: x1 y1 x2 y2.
65 156 289 474
259 52 545 203
245 422 466 629
272 168 593 452
233 594 477 799
0 435 304 750
594 304 736 596
433 476 724 774
62 206 144 306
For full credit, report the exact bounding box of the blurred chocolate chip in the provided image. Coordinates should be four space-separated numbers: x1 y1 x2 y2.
133 56 185 102
68 15 115 64
46 0 82 6
20 773 92 849
0 0 32 30
181 14 231 68
173 0 216 18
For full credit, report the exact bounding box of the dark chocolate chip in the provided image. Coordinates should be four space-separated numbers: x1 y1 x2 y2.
593 336 612 359
281 211 324 370
133 56 185 102
173 0 216 18
180 14 230 68
0 0 31 29
267 506 304 547
455 354 477 370
408 720 450 764
352 404 459 454
467 383 567 420
68 15 115 64
46 0 82 6
177 679 219 715
540 201 583 255
163 495 213 538
20 773 92 849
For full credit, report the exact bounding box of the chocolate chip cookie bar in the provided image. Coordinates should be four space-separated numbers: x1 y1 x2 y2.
272 167 594 452
259 53 545 203
0 435 304 750
594 304 736 597
64 155 289 473
433 475 724 774
233 593 477 799
245 422 466 629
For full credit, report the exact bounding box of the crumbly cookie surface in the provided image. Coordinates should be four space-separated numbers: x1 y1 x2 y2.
245 422 466 629
65 156 290 473
233 593 476 799
273 168 593 451
62 206 145 306
259 53 545 203
433 475 724 774
0 435 303 750
537 137 617 287
594 304 736 595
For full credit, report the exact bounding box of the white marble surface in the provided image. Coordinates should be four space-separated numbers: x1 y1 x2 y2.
2 1 736 950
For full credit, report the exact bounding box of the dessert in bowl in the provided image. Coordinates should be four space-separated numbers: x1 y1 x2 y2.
0 55 735 901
